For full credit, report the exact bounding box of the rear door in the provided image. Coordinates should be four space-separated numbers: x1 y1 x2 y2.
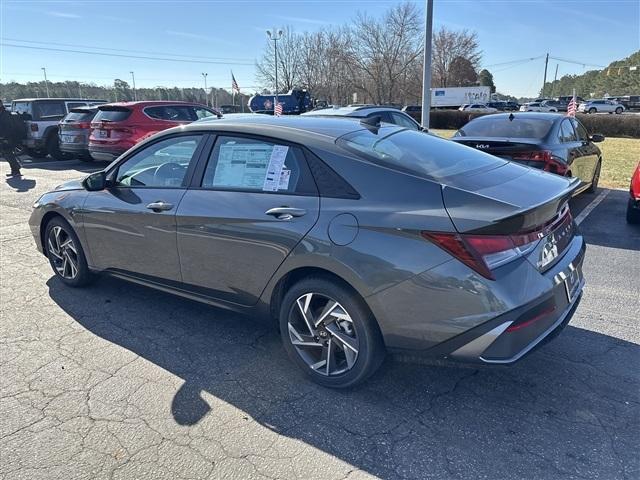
82 133 207 281
176 134 320 306
557 118 589 183
571 118 599 182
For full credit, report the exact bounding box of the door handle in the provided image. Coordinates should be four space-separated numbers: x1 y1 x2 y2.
265 207 307 220
146 201 174 212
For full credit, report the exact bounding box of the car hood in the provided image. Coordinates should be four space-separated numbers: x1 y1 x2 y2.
54 179 85 191
441 161 579 233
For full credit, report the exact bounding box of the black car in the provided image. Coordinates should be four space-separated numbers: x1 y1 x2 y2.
452 112 604 196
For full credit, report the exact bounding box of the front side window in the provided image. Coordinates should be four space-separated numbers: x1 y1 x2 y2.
391 112 420 130
571 119 589 141
193 107 215 119
559 120 577 142
202 136 312 194
115 135 202 188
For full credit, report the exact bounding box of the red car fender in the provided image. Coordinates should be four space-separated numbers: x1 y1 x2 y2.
631 162 640 200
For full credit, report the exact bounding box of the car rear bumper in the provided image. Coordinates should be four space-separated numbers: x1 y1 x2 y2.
60 143 89 155
88 145 125 162
372 233 586 365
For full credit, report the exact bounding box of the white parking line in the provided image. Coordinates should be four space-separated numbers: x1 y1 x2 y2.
575 189 609 225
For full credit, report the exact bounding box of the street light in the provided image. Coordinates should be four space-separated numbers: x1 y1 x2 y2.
266 29 283 114
420 0 434 130
41 67 50 97
201 72 208 106
130 71 137 101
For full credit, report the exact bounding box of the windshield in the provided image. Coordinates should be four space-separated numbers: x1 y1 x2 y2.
455 117 554 139
338 127 505 181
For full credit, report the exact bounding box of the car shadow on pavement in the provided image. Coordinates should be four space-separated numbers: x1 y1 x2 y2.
46 275 639 479
579 189 640 251
5 175 36 192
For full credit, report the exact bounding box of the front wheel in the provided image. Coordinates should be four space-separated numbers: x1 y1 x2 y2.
586 160 601 194
44 217 93 287
627 199 640 224
615 107 623 114
279 277 385 388
588 107 597 114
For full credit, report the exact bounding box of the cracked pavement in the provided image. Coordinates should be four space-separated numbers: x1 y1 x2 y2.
1 157 639 479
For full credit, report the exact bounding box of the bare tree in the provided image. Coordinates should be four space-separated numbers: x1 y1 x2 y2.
256 28 302 93
432 27 482 87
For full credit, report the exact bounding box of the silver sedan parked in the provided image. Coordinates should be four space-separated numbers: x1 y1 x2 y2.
29 116 586 388
578 99 625 114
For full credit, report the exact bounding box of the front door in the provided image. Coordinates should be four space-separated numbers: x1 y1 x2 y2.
176 134 320 306
82 134 206 282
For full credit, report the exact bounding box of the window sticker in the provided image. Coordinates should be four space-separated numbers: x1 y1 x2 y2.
262 145 289 192
278 169 291 190
212 143 274 189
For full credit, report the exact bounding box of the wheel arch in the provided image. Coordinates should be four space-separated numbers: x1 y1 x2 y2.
40 211 68 254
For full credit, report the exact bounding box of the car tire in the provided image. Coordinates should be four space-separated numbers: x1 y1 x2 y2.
627 199 640 224
586 160 601 194
27 148 48 158
46 133 71 161
44 217 93 287
279 276 385 388
615 107 623 114
588 107 597 114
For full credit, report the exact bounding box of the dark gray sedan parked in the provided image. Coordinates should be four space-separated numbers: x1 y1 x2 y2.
30 116 586 388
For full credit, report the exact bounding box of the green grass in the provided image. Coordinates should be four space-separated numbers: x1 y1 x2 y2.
429 129 638 189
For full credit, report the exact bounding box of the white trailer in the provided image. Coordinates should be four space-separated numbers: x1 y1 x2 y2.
431 86 491 108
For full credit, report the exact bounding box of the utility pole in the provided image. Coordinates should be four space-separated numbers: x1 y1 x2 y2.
267 29 283 114
551 64 559 97
421 0 434 130
41 67 50 97
130 71 137 101
201 73 208 106
541 53 549 98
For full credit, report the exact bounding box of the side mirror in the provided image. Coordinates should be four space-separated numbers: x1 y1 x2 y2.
590 133 605 143
83 171 108 191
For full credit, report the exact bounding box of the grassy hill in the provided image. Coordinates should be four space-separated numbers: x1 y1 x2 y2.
542 50 640 98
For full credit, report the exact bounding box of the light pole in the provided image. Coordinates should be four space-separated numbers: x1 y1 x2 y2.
130 71 137 101
266 29 283 114
41 67 50 97
420 0 433 130
201 73 208 106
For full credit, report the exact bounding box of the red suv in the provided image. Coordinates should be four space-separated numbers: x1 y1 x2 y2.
627 162 640 224
88 101 219 161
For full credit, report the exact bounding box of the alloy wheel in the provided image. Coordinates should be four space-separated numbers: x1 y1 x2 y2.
47 226 79 279
288 292 359 376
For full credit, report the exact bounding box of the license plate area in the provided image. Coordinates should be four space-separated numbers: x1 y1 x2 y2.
564 266 582 303
98 129 109 138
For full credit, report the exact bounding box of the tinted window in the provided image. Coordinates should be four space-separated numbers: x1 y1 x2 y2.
202 136 308 194
116 135 202 187
571 119 589 141
145 105 194 121
66 102 86 110
12 102 32 116
456 117 554 139
339 128 505 181
64 111 96 123
35 101 66 120
94 108 132 122
559 120 577 142
391 112 420 130
194 107 215 119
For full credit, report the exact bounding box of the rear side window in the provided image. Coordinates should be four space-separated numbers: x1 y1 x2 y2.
390 112 420 130
34 101 66 120
93 108 132 122
145 106 194 121
12 102 32 116
339 128 505 181
456 117 554 139
201 136 315 195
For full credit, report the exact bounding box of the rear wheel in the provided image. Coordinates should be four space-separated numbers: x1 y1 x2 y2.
27 148 47 158
46 132 71 161
44 217 93 287
588 107 597 114
615 107 623 114
586 160 601 194
627 199 640 224
279 277 385 388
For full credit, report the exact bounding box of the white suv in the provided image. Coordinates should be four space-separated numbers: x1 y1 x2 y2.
11 98 106 159
578 100 625 114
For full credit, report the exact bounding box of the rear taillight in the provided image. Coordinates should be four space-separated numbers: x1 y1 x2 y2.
30 124 38 132
512 150 568 175
422 232 540 280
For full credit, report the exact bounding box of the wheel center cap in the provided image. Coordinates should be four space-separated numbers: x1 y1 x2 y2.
318 330 328 339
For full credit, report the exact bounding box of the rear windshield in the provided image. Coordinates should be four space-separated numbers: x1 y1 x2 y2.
64 111 96 122
455 117 554 139
93 108 132 122
338 128 505 181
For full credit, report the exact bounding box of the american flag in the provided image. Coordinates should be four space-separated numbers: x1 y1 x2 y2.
274 102 283 116
231 72 240 93
567 94 577 117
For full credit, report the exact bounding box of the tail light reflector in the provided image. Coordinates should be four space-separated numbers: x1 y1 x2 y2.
512 150 568 175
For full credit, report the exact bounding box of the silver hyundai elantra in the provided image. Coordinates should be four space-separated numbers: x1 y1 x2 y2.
30 115 586 387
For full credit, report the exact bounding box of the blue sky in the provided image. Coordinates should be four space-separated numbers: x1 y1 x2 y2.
1 0 638 98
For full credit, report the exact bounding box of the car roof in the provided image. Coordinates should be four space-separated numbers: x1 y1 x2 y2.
179 114 401 147
467 112 564 121
301 105 406 118
99 100 210 108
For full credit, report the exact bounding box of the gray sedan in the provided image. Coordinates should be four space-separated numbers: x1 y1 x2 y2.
29 115 586 388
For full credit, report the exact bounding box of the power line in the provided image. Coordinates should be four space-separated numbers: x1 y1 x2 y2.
1 37 255 62
0 43 255 66
484 55 545 68
548 56 605 69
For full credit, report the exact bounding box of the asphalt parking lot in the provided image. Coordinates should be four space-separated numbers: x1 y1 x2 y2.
1 156 638 480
